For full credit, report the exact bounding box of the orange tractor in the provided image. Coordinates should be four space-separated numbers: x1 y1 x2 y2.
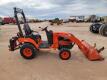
9 7 104 61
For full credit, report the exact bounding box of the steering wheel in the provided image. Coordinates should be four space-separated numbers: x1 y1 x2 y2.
39 26 48 31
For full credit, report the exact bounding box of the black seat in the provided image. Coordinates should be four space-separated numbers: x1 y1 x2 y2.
23 23 41 43
23 23 32 35
46 30 53 45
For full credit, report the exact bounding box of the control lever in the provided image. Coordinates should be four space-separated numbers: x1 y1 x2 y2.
97 47 104 53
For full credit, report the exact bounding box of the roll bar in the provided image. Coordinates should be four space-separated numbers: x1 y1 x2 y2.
14 7 27 37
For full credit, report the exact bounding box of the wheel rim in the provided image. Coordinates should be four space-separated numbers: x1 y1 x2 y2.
61 51 69 59
23 48 32 57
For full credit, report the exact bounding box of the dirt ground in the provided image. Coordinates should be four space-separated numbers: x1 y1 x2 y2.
0 22 107 80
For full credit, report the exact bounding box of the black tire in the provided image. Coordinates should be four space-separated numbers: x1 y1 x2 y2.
59 49 71 60
20 43 37 59
99 24 107 37
90 25 93 32
99 24 105 35
90 23 101 33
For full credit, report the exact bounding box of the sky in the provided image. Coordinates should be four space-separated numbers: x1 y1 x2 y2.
0 0 107 19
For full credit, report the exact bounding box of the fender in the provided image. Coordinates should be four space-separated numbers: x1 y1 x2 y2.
18 38 41 49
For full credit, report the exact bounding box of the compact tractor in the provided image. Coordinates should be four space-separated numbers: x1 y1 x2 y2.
90 17 107 37
9 8 104 61
49 18 63 25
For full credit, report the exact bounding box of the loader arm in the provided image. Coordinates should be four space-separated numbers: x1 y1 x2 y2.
51 32 104 61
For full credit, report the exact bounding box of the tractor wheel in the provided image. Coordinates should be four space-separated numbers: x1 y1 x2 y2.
59 49 71 60
20 43 37 59
90 25 93 32
99 24 107 37
90 23 101 33
99 24 105 35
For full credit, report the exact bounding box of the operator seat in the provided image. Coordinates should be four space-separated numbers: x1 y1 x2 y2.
23 23 41 43
46 30 53 45
23 23 32 35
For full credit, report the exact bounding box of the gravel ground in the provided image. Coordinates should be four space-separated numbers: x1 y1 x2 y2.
0 22 107 80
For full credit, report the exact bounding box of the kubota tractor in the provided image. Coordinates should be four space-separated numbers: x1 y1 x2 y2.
9 7 104 61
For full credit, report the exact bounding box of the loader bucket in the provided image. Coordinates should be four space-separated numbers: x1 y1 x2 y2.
79 40 104 61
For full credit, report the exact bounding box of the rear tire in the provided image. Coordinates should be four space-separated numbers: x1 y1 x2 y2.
20 43 37 59
59 49 71 60
99 24 107 37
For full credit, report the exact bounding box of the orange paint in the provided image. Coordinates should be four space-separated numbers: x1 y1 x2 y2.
23 48 32 57
18 38 41 49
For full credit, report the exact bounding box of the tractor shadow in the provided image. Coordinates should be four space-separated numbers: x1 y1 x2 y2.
36 49 88 61
37 49 58 60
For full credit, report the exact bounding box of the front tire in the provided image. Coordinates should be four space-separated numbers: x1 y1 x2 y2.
20 43 37 59
59 49 71 60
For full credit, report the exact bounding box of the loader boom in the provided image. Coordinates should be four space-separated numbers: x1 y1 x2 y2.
51 32 104 61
